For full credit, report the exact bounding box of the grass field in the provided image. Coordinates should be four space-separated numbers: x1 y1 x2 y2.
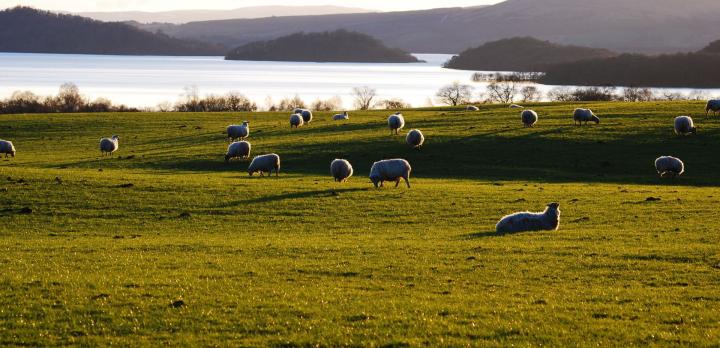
1 101 719 346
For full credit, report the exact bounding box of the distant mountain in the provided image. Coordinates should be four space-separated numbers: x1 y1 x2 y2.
699 40 720 54
444 37 616 72
77 6 373 24
225 30 419 63
137 0 720 54
0 7 224 55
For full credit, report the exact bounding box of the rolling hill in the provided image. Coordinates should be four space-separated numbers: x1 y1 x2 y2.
0 7 224 55
138 0 720 54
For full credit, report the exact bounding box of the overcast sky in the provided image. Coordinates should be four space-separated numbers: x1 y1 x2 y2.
1 0 501 12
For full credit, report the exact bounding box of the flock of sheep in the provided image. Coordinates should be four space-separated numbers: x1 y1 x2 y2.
1 99 718 234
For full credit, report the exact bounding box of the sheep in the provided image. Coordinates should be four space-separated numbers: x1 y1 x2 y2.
333 111 349 121
290 114 304 128
655 156 684 178
248 153 281 177
495 202 561 234
521 110 538 127
674 116 696 135
0 139 15 158
509 104 524 109
293 108 305 115
573 108 600 125
706 100 720 117
369 159 412 188
225 141 251 163
466 105 479 111
300 109 313 124
99 135 120 156
406 129 425 149
330 159 353 182
388 112 405 135
227 121 250 141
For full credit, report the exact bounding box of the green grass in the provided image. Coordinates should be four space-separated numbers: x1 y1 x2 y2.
1 101 719 346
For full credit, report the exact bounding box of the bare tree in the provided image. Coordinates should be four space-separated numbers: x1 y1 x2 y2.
435 81 474 106
56 82 85 112
485 81 518 104
520 85 541 102
379 98 411 110
352 86 377 110
312 96 343 111
622 87 655 102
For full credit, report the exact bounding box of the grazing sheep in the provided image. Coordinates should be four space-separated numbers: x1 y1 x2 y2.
369 159 412 188
227 121 250 141
495 202 561 234
330 159 353 182
509 104 524 109
706 100 720 116
290 114 304 128
333 111 349 121
248 153 281 177
466 105 479 111
300 109 313 124
521 110 538 127
0 139 15 158
388 112 405 135
99 135 120 156
573 108 600 125
674 116 696 135
225 141 251 163
655 156 685 178
293 108 305 115
406 129 425 149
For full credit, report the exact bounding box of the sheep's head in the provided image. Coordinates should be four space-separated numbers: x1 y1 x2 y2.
690 127 697 134
225 154 231 164
10 150 15 157
591 116 600 124
369 175 381 188
112 135 120 140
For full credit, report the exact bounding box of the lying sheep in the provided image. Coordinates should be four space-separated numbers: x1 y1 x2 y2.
466 105 479 111
706 100 720 116
573 108 600 125
655 156 684 178
369 159 411 188
300 109 313 124
333 112 349 121
0 139 15 158
225 141 251 163
388 112 405 135
227 121 250 141
495 202 561 234
330 159 353 182
521 110 538 127
290 114 304 128
99 135 120 156
406 129 425 149
248 153 281 177
509 104 524 109
674 116 696 135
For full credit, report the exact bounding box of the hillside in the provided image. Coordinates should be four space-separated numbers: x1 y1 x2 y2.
137 0 720 54
0 7 224 55
699 39 720 54
1 102 720 345
77 6 373 24
225 30 419 63
444 37 616 72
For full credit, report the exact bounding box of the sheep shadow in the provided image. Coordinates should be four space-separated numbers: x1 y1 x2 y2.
223 188 369 205
460 231 502 239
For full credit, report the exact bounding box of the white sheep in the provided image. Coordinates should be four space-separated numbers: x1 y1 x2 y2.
225 141 251 163
330 159 353 182
99 135 120 156
509 104 524 109
290 114 304 128
300 109 313 124
495 202 561 234
227 121 250 141
573 108 600 125
521 110 538 127
466 105 479 111
655 156 684 178
0 139 16 158
369 159 412 188
333 112 349 121
674 116 696 135
706 100 720 116
388 112 405 135
248 154 281 177
406 129 425 149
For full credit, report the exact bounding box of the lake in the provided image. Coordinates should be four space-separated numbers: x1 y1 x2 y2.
0 53 717 109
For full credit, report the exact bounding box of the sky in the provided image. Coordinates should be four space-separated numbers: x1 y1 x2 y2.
0 0 501 12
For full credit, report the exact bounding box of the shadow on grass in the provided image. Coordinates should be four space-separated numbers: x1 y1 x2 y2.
223 188 369 205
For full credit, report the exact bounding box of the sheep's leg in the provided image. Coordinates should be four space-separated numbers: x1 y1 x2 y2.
395 179 400 188
404 176 411 188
